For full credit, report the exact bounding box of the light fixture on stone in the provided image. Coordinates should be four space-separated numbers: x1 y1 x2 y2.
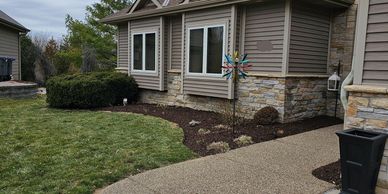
328 72 341 91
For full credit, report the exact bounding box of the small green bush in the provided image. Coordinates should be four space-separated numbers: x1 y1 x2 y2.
46 72 138 108
253 106 279 125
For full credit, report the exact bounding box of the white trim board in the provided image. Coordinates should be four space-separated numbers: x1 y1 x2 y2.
281 0 292 76
185 22 228 78
130 29 159 75
353 0 370 85
129 0 162 14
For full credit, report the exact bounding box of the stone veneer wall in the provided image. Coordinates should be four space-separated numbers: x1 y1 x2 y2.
284 77 328 122
344 85 388 193
139 73 329 123
237 76 285 120
327 1 358 118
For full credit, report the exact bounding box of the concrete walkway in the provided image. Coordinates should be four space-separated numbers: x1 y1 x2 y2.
98 125 343 194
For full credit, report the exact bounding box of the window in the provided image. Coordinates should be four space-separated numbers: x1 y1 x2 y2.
132 32 157 72
188 25 225 76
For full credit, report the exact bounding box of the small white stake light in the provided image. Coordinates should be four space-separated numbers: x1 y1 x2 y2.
328 72 341 91
123 98 128 106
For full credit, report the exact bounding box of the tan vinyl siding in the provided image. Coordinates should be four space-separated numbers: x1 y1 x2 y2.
183 6 231 99
170 16 182 70
0 25 20 80
362 0 388 85
244 2 285 73
235 7 241 53
117 23 129 69
129 17 163 90
183 78 229 98
288 2 331 74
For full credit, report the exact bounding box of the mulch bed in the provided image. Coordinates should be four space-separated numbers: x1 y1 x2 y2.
100 104 343 156
312 160 341 186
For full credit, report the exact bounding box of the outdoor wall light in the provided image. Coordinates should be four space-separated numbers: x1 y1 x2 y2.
328 72 341 92
123 98 128 106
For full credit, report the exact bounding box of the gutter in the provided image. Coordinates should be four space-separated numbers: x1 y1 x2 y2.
0 20 30 33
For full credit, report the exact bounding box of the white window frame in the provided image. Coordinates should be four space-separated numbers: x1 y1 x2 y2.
131 30 158 75
186 22 227 78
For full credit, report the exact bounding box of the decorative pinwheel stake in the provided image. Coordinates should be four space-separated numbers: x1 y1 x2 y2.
223 52 251 81
223 51 250 133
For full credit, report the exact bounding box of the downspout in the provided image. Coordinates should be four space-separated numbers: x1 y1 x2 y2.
340 68 353 111
340 1 358 111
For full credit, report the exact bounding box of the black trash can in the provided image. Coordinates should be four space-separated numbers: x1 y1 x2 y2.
336 129 388 194
0 57 14 81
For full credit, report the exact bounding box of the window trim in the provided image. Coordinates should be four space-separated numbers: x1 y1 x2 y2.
131 30 159 75
186 23 227 78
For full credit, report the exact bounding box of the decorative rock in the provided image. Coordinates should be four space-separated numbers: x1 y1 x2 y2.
233 135 254 147
189 120 201 127
214 124 231 131
198 128 211 135
274 129 285 138
206 142 230 153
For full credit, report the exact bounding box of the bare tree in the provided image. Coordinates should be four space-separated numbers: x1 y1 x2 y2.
32 32 50 51
81 45 97 73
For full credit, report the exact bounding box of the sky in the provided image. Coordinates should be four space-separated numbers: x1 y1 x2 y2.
0 0 99 39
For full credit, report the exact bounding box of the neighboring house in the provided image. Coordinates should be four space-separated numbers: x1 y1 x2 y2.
0 10 29 80
101 0 356 123
342 0 388 192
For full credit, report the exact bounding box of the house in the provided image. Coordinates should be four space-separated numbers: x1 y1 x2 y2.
101 0 356 123
0 10 29 80
342 0 388 192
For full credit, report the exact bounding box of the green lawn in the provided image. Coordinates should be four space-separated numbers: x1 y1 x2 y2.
0 97 196 194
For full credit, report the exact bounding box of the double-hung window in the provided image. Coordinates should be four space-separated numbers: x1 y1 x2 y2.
187 24 225 76
132 31 157 73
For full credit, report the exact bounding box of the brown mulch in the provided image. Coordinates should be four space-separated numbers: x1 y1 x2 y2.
100 104 343 156
312 160 341 186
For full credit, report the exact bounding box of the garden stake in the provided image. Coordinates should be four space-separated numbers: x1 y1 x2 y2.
232 60 238 134
223 52 251 134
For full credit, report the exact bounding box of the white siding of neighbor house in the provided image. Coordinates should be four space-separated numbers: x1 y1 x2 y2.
288 1 331 74
0 25 20 80
183 6 232 99
118 23 129 69
244 2 285 73
129 17 164 91
362 0 388 85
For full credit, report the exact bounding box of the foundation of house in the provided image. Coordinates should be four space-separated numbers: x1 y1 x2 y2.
139 73 331 123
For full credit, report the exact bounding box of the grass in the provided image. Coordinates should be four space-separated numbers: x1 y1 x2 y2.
0 97 196 193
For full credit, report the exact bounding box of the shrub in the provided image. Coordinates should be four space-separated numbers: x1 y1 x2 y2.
46 72 138 108
253 106 279 125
